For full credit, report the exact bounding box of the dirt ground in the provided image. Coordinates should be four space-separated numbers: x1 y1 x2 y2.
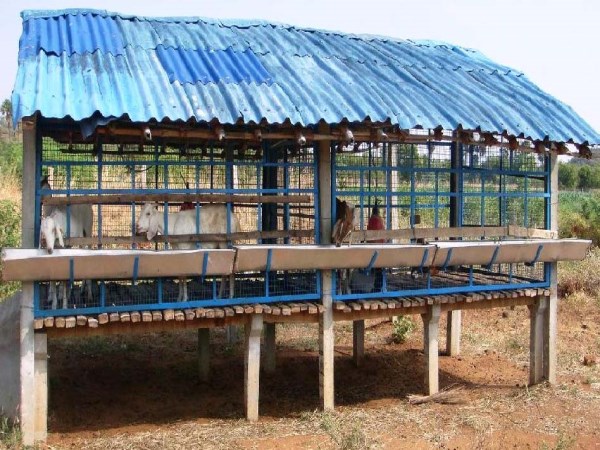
41 293 600 449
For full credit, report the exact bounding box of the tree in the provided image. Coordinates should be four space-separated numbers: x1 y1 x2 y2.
1 98 12 129
558 163 578 189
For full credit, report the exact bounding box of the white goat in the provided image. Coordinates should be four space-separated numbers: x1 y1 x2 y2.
135 202 240 301
40 203 94 309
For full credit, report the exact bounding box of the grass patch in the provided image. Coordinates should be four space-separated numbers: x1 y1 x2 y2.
391 316 415 344
318 411 372 450
558 247 600 300
540 431 576 450
0 415 22 449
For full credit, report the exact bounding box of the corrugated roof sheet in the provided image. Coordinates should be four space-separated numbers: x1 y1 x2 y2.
13 8 600 144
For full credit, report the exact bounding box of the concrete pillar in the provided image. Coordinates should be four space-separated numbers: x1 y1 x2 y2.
446 310 461 356
20 283 39 446
197 328 210 383
544 285 558 384
263 322 276 374
318 123 335 411
422 304 441 395
34 332 48 442
544 152 559 384
244 314 263 421
529 297 547 385
21 119 37 248
352 320 365 367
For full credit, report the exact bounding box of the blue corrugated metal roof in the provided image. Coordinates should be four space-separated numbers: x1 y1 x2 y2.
12 8 600 144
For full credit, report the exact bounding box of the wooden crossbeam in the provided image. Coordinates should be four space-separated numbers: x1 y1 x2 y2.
64 229 315 245
41 193 312 206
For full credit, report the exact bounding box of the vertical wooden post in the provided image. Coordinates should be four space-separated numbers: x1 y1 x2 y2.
244 314 263 421
422 304 441 395
34 332 48 442
197 328 210 383
263 322 276 374
318 122 335 411
352 320 365 367
544 152 559 384
529 297 546 384
446 310 461 356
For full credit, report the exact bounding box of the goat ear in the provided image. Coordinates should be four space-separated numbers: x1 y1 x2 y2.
146 216 159 240
55 224 65 248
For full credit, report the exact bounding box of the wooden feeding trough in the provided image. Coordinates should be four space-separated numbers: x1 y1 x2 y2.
233 244 437 271
1 248 236 281
431 239 591 268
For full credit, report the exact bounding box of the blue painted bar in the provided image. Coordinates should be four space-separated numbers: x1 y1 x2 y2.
441 248 454 271
365 251 379 273
132 256 139 285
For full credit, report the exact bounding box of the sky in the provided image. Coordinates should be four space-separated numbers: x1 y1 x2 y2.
2 0 599 132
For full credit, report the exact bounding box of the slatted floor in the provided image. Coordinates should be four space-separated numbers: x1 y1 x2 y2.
35 288 549 331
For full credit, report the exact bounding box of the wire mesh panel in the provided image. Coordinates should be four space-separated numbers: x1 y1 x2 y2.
35 130 320 316
332 140 551 301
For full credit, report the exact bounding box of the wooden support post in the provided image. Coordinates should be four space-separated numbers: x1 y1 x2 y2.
263 322 276 374
529 297 546 385
422 304 441 395
197 328 210 383
318 123 335 411
352 320 365 367
244 314 263 421
34 332 48 442
446 310 461 356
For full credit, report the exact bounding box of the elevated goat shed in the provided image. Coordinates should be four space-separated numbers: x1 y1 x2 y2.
3 8 600 444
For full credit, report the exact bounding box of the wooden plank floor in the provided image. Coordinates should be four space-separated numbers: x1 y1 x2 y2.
37 288 549 337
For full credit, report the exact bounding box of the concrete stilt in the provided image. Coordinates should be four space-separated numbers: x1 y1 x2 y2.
244 314 263 421
446 310 461 356
422 304 441 395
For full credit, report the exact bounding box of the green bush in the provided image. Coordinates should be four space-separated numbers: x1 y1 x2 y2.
0 140 23 180
0 200 21 300
558 163 578 189
391 316 415 344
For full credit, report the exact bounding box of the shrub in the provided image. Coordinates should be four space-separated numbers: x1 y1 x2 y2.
391 316 415 344
0 199 21 300
558 247 600 299
0 140 23 181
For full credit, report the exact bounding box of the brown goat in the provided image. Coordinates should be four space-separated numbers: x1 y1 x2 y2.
332 198 358 247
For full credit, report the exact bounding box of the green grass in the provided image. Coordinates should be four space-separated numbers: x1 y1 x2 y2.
0 415 22 449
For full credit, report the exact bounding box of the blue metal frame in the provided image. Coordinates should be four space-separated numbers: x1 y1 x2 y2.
34 137 320 317
331 141 551 302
